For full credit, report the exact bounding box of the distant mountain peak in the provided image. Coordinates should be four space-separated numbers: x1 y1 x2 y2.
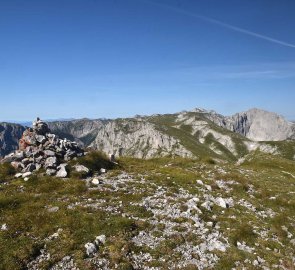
211 108 295 141
190 108 219 115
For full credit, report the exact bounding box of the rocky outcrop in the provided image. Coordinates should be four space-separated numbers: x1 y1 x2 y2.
1 118 84 177
206 108 295 141
90 119 193 158
48 119 108 147
0 123 25 157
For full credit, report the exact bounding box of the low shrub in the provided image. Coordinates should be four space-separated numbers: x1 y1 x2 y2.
75 151 115 174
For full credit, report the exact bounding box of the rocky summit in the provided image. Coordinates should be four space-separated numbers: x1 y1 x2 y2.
1 118 84 178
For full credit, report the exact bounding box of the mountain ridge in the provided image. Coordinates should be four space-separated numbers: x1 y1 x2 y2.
1 108 295 161
47 108 295 161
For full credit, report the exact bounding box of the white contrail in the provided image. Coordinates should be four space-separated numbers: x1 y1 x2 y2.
138 0 295 49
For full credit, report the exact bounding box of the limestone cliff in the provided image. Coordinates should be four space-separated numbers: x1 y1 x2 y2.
224 108 295 141
195 108 295 142
0 123 25 157
90 119 193 158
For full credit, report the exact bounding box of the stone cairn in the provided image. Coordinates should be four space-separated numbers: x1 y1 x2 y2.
2 118 84 178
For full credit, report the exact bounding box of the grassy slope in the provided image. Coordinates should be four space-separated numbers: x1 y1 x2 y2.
261 140 295 160
148 113 250 162
0 153 294 269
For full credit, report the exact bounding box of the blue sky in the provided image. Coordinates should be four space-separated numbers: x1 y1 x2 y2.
0 0 295 121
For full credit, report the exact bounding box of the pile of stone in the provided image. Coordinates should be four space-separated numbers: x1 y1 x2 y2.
2 118 84 178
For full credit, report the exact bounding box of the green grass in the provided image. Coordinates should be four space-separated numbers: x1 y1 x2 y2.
0 152 295 269
69 151 116 178
0 163 16 183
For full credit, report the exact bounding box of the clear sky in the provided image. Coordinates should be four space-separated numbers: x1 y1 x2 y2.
0 0 295 121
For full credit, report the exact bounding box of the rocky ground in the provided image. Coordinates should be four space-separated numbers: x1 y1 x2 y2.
0 152 295 269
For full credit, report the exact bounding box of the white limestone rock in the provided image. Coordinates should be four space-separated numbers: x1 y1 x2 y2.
56 165 67 178
85 243 97 257
74 164 90 174
95 235 106 246
215 197 228 208
1 223 8 231
196 180 204 185
22 172 32 178
91 178 100 185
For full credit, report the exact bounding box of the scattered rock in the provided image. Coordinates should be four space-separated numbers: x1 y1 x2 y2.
22 172 32 178
85 243 97 257
1 223 8 231
95 235 106 246
26 248 50 269
56 165 67 178
196 179 204 185
46 228 63 241
237 241 255 253
201 201 212 211
74 164 90 174
205 184 212 191
15 173 23 178
91 178 101 185
46 168 57 176
47 206 60 213
208 239 227 252
50 255 78 270
215 197 228 208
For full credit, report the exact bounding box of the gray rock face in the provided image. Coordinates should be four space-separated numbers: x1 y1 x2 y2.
90 119 193 158
48 119 108 147
0 123 25 157
207 108 295 141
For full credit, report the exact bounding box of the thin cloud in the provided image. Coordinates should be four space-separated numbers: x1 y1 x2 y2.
195 15 295 49
139 0 295 49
